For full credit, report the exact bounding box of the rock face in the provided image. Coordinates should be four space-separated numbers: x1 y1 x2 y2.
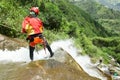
0 34 5 41
0 34 27 50
0 48 100 80
0 34 112 80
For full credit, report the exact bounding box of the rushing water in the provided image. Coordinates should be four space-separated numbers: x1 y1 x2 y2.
0 39 107 80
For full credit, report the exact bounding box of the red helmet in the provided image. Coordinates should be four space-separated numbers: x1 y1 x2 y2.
30 7 39 15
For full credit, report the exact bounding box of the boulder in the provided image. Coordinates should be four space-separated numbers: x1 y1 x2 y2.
0 34 27 50
0 48 100 80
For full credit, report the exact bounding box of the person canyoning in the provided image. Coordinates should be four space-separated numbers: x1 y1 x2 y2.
21 7 54 61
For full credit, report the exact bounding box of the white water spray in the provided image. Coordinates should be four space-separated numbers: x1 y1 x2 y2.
0 47 50 62
0 39 107 80
51 39 107 80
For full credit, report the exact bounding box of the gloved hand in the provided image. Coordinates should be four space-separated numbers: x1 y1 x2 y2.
26 36 31 41
26 36 34 42
26 37 29 41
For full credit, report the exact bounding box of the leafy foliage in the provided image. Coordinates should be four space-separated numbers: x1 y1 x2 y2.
42 2 62 30
92 37 120 63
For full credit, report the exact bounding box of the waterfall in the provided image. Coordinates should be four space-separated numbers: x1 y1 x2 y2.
0 39 107 80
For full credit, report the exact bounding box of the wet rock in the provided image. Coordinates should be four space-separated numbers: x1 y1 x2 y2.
0 48 100 80
0 34 27 50
0 35 111 80
0 34 5 42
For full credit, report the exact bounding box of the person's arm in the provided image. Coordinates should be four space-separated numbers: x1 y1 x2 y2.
21 17 29 33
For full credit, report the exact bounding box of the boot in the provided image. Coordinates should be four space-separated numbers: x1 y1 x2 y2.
46 44 54 57
29 46 35 61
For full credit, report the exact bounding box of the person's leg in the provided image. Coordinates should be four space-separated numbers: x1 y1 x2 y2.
38 34 54 57
45 41 54 57
29 46 35 61
29 36 36 61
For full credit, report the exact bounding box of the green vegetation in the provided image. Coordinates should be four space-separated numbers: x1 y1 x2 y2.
73 0 120 64
92 37 120 63
75 0 120 36
0 0 120 64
